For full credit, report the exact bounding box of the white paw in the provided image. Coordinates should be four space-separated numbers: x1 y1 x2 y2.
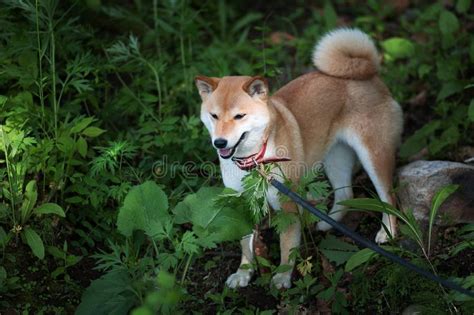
271 272 292 289
226 269 252 288
316 221 333 231
375 228 390 244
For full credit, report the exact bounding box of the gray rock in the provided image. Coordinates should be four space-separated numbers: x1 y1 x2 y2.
397 160 474 226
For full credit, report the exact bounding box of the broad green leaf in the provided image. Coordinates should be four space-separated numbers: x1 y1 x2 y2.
57 134 75 154
456 0 471 13
77 137 88 158
20 180 38 223
345 248 377 272
417 64 432 79
428 126 460 154
24 227 45 259
76 269 136 315
428 185 459 254
439 10 459 35
157 270 176 289
47 245 65 259
381 38 415 60
117 181 169 237
70 117 95 133
173 187 253 243
319 235 358 266
255 256 273 268
436 81 464 101
82 126 106 138
399 121 441 158
34 203 65 217
468 99 474 122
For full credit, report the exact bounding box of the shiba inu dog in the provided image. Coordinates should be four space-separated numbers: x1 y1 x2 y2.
195 28 403 289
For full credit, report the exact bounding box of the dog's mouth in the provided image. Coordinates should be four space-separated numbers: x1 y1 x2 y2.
218 132 247 159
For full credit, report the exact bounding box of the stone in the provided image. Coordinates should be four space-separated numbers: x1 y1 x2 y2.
397 160 474 226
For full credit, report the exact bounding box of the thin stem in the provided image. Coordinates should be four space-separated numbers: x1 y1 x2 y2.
0 126 16 225
48 15 58 140
180 253 193 285
104 49 161 125
35 0 45 125
141 58 162 120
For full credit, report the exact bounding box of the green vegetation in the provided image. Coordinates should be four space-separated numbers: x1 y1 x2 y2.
0 0 473 313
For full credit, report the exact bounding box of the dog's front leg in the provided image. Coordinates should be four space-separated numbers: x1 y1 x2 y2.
271 202 301 289
226 234 254 288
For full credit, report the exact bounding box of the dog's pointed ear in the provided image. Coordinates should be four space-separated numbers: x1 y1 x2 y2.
195 76 219 101
243 76 268 100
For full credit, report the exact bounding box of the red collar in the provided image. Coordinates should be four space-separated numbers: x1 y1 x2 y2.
231 140 291 171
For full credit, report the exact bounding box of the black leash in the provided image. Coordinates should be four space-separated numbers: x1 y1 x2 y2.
268 177 474 298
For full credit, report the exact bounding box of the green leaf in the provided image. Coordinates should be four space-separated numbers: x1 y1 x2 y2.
468 100 474 122
270 212 298 234
70 117 95 134
439 10 459 35
157 270 176 289
381 38 415 60
428 185 459 254
20 180 38 223
0 226 10 248
57 134 75 154
275 264 293 274
323 1 338 29
77 137 88 158
319 235 358 266
339 198 399 216
116 181 169 237
256 256 273 268
345 248 377 272
173 187 253 243
177 231 200 255
428 126 460 154
47 245 65 259
340 198 423 246
0 95 7 106
23 227 45 259
34 203 65 217
399 121 441 158
76 269 137 315
455 0 471 14
82 126 106 138
436 81 464 101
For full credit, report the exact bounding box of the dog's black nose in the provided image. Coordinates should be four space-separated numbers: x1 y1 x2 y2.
213 138 228 148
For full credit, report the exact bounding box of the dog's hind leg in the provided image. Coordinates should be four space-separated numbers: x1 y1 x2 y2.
343 129 398 244
317 142 356 231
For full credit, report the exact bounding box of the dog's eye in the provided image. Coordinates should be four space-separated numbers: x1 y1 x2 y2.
210 113 218 120
234 114 246 120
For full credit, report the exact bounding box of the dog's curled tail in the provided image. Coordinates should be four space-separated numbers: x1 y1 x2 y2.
312 28 380 80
